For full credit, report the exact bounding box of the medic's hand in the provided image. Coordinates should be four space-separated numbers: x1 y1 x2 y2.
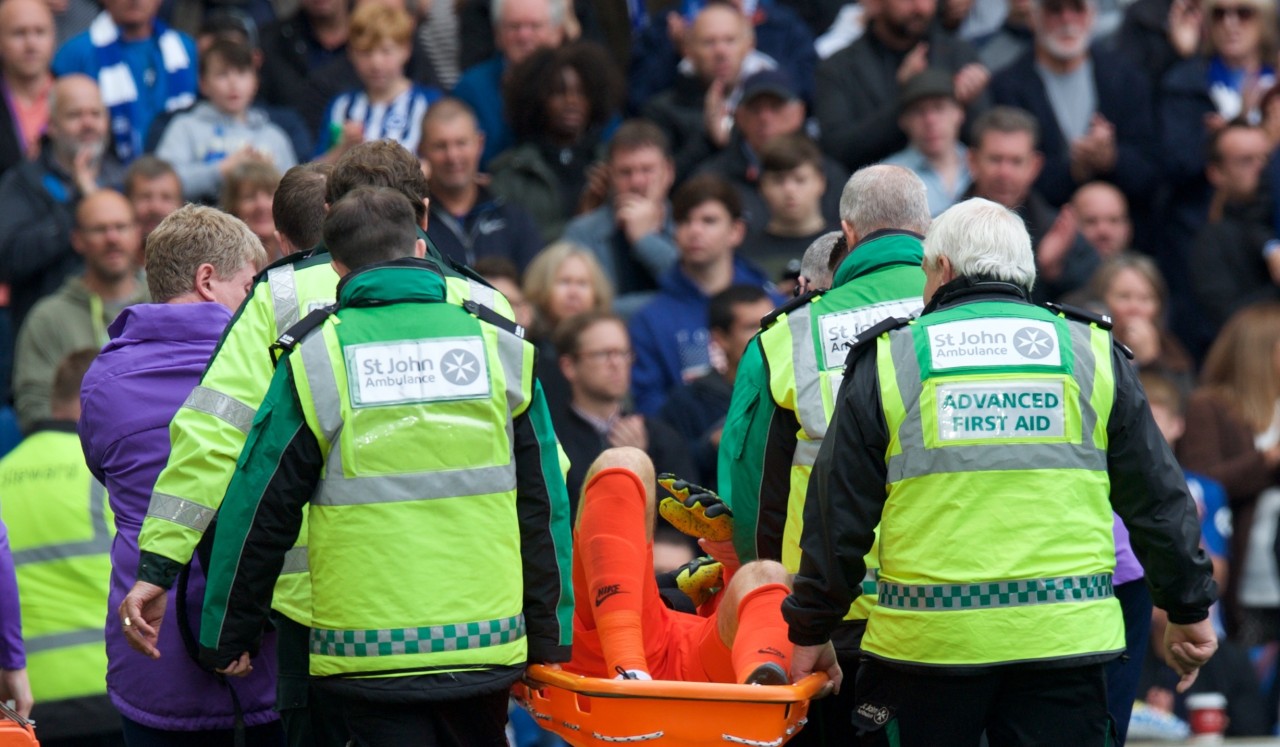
791 641 842 694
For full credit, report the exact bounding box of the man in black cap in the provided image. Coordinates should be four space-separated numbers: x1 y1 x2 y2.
697 68 848 233
884 69 972 217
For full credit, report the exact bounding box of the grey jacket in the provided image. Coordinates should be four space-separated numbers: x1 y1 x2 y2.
156 102 298 202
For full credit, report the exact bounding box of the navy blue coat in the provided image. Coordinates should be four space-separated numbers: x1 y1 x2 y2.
990 47 1159 209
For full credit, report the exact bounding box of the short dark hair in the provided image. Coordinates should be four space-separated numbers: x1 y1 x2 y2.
1207 119 1262 164
971 106 1040 151
1139 370 1185 416
473 256 520 285
672 173 742 223
274 162 332 251
607 119 671 161
553 310 625 359
52 349 97 407
199 38 255 77
326 140 429 225
759 133 823 175
198 8 258 49
708 285 770 333
504 42 623 142
123 155 178 197
323 186 420 272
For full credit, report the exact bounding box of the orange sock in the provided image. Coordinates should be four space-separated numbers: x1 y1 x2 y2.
729 583 793 684
579 468 652 675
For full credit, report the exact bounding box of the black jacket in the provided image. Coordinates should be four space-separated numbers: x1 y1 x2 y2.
1190 194 1280 332
0 80 26 180
783 278 1217 667
426 187 544 273
0 151 80 333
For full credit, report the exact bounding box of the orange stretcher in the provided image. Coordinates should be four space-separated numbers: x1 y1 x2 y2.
512 664 830 746
0 702 38 746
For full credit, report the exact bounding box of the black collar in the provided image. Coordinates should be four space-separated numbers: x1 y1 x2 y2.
30 419 78 435
923 275 1031 315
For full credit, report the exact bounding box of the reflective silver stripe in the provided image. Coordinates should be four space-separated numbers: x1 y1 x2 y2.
884 325 1106 482
878 573 1114 611
280 546 309 574
1067 321 1098 443
146 492 215 532
24 627 103 653
792 437 822 469
467 279 496 311
494 328 526 413
311 613 525 657
183 385 256 434
267 264 300 335
12 480 111 565
300 332 343 445
315 461 517 506
788 307 827 440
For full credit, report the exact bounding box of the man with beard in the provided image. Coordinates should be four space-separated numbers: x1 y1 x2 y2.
0 74 125 336
990 0 1158 213
13 190 148 431
816 0 991 170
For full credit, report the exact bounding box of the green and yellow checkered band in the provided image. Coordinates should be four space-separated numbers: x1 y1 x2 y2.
311 614 525 657
878 574 1113 611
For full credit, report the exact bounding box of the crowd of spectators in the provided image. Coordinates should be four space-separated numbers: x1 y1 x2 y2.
0 0 1279 739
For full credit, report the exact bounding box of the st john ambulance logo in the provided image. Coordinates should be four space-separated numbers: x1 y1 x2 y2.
1013 327 1053 359
442 348 481 386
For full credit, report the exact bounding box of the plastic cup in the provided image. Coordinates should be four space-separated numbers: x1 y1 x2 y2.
1186 692 1227 742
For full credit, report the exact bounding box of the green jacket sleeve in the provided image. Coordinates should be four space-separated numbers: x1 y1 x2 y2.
514 381 575 661
137 280 281 586
718 338 777 564
199 361 320 670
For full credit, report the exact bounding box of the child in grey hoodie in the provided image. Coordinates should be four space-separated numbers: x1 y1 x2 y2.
156 39 297 203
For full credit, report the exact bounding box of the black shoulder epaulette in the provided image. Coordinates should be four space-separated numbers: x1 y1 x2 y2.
252 244 323 283
464 300 526 339
1114 340 1135 360
269 305 337 366
1044 301 1114 330
849 316 911 353
760 289 820 330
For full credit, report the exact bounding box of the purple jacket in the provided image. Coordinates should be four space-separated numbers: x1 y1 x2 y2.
1113 513 1145 586
79 303 278 731
0 518 22 670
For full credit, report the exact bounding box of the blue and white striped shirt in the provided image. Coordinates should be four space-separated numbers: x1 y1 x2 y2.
318 83 442 157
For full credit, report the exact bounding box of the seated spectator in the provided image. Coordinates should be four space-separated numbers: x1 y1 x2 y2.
629 174 781 415
697 69 848 232
0 74 125 336
77 204 281 745
524 241 615 411
0 350 121 744
13 190 148 432
1191 122 1279 334
474 257 534 330
221 160 282 260
990 0 1157 211
1071 180 1132 260
964 106 1098 302
642 2 776 181
883 69 972 217
123 156 182 243
315 3 443 160
155 39 297 203
658 285 774 491
52 0 197 163
562 119 679 315
1089 253 1195 394
628 0 816 112
271 161 331 255
551 312 696 512
0 0 55 179
453 0 565 168
1177 302 1280 641
489 41 622 244
421 98 543 271
739 134 833 280
816 0 990 170
257 0 351 133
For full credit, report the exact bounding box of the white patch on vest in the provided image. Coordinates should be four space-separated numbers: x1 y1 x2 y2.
927 318 1060 369
307 300 335 314
817 297 922 369
827 371 844 406
936 380 1067 440
346 337 490 407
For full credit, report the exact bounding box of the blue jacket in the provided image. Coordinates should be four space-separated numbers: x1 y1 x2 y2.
426 186 544 272
990 47 1158 208
453 56 510 168
629 257 780 415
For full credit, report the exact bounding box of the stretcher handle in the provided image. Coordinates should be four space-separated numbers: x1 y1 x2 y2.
523 665 830 703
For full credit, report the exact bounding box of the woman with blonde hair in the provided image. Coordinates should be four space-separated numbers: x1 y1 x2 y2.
1088 252 1195 393
1178 302 1280 642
